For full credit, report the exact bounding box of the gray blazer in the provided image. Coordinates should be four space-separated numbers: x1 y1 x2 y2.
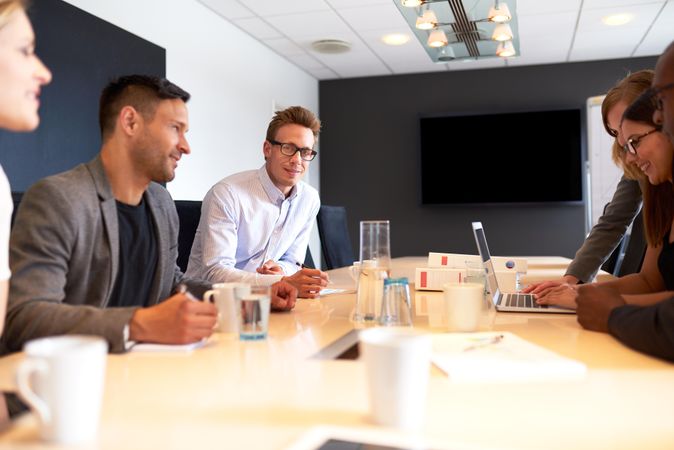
566 176 642 282
2 156 210 354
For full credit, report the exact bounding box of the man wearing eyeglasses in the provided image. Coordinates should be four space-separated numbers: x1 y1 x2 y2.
186 106 328 298
576 41 674 361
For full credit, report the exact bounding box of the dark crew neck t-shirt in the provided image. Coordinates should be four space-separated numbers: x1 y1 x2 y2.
107 198 158 308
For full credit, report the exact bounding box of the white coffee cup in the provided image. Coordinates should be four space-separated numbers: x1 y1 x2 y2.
204 282 251 333
359 327 432 430
443 282 483 332
16 335 108 444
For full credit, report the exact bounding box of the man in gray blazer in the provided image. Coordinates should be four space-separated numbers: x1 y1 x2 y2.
2 75 296 354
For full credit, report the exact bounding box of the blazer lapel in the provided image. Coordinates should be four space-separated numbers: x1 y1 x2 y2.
144 189 167 306
86 156 119 306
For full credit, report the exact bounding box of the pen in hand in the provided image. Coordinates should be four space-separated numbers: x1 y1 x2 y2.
176 283 199 301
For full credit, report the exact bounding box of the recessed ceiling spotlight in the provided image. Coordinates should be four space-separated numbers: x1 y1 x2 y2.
602 13 633 26
381 33 410 46
311 39 352 54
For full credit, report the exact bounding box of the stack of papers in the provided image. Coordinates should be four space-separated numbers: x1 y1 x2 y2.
432 332 586 383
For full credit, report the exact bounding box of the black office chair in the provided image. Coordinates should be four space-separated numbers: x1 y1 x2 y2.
316 205 354 270
174 200 202 273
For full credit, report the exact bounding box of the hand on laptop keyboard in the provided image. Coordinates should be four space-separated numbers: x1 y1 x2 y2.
533 283 578 309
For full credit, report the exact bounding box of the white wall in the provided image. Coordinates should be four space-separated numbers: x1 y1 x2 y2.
62 0 322 266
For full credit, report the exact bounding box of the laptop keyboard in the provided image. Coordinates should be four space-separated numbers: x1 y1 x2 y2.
503 293 548 309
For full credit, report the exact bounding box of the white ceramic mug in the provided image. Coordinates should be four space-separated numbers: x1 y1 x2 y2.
359 327 432 430
443 282 483 332
203 282 251 333
16 335 108 444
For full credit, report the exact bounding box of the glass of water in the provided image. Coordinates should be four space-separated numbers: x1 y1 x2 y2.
237 286 271 341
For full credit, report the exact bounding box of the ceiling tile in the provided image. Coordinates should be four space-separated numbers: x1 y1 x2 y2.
333 62 392 78
389 60 448 74
243 0 330 17
232 17 282 40
570 28 642 61
326 0 390 8
265 11 353 39
197 0 254 20
516 0 581 15
262 38 306 57
287 54 328 71
336 3 409 31
511 34 572 62
446 58 507 71
583 0 667 9
197 0 673 79
310 48 391 77
262 38 306 56
516 11 578 39
306 67 340 80
633 1 674 56
576 3 663 32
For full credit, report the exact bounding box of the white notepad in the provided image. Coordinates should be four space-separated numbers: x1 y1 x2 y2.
432 331 586 383
131 339 206 353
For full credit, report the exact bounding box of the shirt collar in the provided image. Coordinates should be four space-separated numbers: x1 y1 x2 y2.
257 165 302 203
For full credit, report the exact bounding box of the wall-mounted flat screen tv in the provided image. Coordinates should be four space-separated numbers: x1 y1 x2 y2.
420 109 582 205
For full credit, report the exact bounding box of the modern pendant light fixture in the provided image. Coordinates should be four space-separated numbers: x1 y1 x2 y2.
395 0 520 63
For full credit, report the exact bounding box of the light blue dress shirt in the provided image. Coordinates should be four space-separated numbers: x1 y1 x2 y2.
185 165 320 286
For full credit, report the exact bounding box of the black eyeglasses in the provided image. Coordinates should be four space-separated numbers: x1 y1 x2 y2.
268 139 317 161
644 82 674 111
622 128 660 155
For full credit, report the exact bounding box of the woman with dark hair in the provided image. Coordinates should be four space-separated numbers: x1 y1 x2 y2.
536 90 674 309
525 71 651 299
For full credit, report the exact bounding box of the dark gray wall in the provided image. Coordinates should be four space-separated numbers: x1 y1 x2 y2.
0 0 165 192
319 56 657 259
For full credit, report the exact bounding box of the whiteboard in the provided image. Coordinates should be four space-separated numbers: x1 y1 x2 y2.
585 95 623 233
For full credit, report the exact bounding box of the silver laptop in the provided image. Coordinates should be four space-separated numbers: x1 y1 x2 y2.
471 221 574 314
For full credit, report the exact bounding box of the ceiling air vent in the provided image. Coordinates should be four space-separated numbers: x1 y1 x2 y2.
311 39 351 54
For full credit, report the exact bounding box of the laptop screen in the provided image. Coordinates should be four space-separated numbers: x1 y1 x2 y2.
471 222 501 304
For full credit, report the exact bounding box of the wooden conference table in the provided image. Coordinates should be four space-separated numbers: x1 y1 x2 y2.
0 257 672 449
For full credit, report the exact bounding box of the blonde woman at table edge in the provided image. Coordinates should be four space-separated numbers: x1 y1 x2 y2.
523 71 652 300
534 90 674 309
0 0 51 421
0 0 51 333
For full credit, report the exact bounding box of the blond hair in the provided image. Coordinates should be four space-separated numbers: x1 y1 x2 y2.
0 0 25 30
601 70 654 180
266 106 321 142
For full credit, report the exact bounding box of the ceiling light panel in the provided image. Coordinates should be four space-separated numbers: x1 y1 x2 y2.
577 3 663 32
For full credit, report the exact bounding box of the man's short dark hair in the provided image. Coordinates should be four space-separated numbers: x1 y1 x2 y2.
99 75 190 140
